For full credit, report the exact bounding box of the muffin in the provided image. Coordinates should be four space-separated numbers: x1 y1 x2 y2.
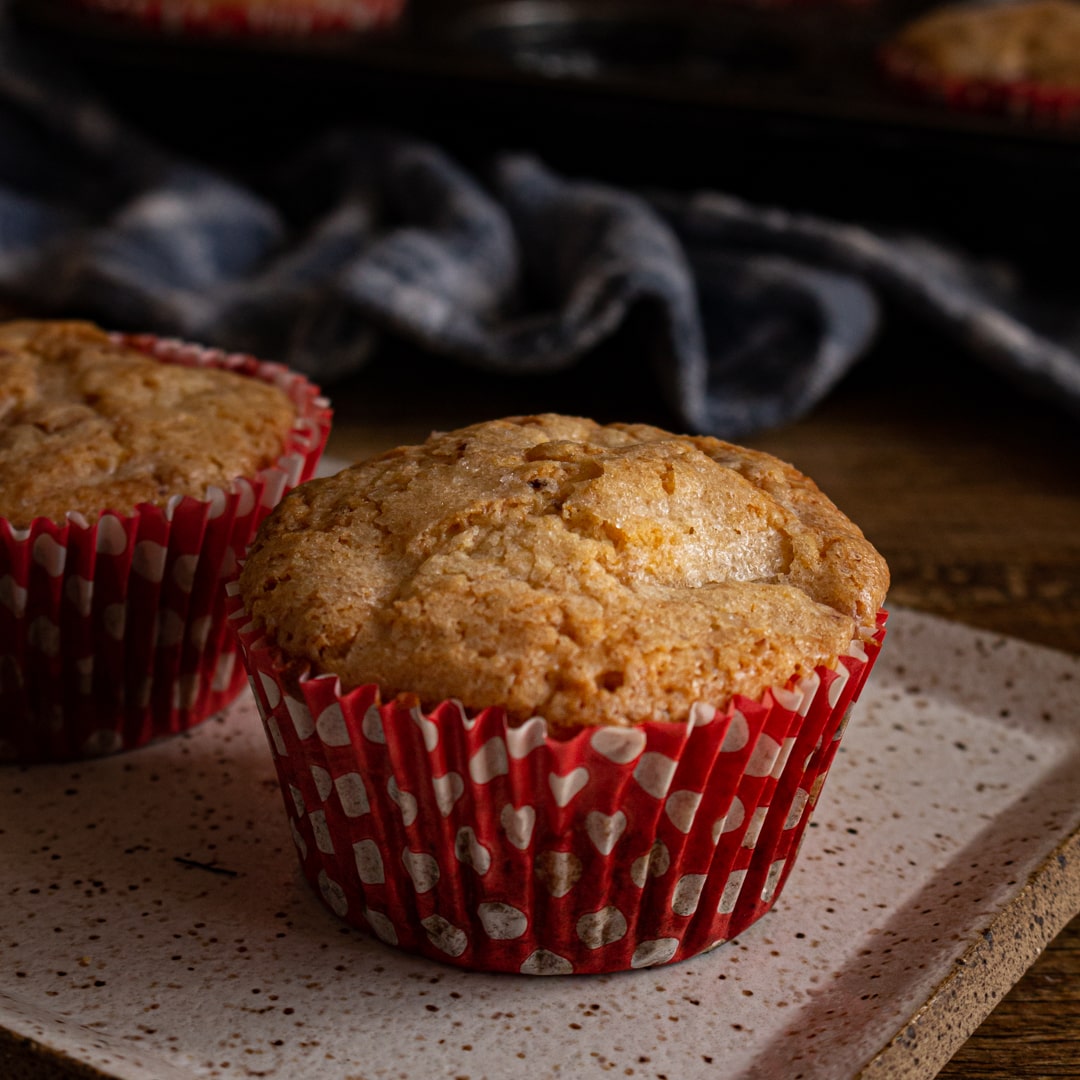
0 320 331 762
232 414 888 973
66 0 407 35
881 0 1080 122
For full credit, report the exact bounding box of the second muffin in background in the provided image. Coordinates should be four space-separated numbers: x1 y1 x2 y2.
881 0 1080 123
0 320 331 762
234 414 889 973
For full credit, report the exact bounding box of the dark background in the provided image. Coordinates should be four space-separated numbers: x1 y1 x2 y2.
13 0 1080 283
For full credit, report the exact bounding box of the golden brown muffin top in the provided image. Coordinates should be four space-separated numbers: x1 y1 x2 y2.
889 0 1080 86
240 415 889 737
0 320 296 527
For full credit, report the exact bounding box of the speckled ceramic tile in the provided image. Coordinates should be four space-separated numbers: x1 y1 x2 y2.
2 607 1079 1080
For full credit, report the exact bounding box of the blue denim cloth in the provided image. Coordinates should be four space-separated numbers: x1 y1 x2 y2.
1 25 1078 438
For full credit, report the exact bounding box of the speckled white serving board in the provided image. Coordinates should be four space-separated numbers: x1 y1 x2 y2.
2 607 1079 1080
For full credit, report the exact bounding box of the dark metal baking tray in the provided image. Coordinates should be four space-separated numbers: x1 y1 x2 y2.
11 0 1080 268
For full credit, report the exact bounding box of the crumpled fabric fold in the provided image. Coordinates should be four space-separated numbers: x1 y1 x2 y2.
1 21 1077 438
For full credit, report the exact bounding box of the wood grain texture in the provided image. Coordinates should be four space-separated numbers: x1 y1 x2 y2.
936 915 1080 1079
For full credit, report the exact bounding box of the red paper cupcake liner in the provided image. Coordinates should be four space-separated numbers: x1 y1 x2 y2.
0 335 331 763
879 44 1080 125
231 588 887 975
67 0 406 35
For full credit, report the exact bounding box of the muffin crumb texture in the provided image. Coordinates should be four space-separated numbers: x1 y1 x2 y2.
240 415 889 735
0 320 296 526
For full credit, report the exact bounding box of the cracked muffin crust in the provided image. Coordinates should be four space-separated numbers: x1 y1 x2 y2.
239 414 889 737
0 320 296 527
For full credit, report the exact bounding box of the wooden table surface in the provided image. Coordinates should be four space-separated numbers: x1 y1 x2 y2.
3 325 1078 1080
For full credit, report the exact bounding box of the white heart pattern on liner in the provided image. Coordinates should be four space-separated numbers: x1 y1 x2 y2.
478 902 528 940
761 859 787 904
589 726 646 764
188 615 212 651
318 871 348 916
454 827 492 875
31 535 66 578
712 795 746 843
519 949 573 976
576 906 628 949
630 840 670 888
784 788 810 830
172 553 199 593
402 849 440 893
316 703 351 746
469 736 509 783
309 811 335 854
352 839 385 884
387 777 418 826
718 868 747 914
265 715 287 757
745 734 781 778
422 915 468 958
95 514 128 554
412 707 439 752
286 695 315 739
363 908 398 945
0 575 27 617
720 710 750 752
585 810 626 855
334 773 370 817
310 764 333 802
259 672 282 709
432 771 465 817
671 873 707 916
630 938 679 968
361 704 386 744
132 540 167 583
664 790 702 834
500 803 536 850
64 575 93 616
28 617 60 657
632 752 677 799
506 716 547 759
769 737 796 780
548 767 589 808
209 654 233 693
